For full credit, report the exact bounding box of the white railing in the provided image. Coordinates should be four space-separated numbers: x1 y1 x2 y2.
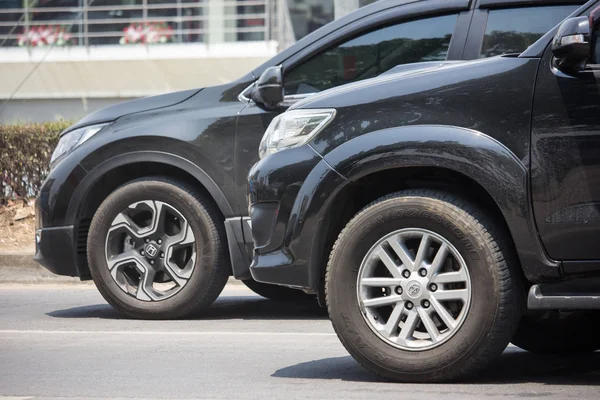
0 0 295 49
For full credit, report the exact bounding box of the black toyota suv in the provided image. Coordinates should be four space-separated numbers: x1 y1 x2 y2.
35 0 583 319
248 0 600 383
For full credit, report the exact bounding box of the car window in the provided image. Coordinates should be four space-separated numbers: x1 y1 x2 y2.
594 23 600 64
283 14 458 96
480 5 579 58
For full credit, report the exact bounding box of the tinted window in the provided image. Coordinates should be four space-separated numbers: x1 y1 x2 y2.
594 23 600 64
284 14 458 96
480 5 578 58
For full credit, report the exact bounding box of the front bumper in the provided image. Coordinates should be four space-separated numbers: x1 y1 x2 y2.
33 156 88 279
248 145 347 290
34 225 79 277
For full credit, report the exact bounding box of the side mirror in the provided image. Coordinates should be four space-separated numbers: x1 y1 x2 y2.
250 66 284 110
552 16 592 72
552 6 600 72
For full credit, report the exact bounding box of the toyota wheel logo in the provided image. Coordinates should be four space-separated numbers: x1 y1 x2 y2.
408 284 421 296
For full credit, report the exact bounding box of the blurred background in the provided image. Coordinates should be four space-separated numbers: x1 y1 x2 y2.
0 0 377 123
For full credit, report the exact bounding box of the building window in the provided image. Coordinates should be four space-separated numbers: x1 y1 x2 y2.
236 0 265 42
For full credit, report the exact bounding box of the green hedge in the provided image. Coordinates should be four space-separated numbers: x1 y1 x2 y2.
1 121 72 201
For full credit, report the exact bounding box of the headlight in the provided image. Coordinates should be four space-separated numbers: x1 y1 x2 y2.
50 123 109 165
258 109 336 159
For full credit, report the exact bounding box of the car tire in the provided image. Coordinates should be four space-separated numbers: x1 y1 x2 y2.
87 177 230 319
511 311 600 354
242 279 315 302
326 189 524 382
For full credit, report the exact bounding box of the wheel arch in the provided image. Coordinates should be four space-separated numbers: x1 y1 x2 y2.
67 151 234 279
291 125 561 291
309 167 515 289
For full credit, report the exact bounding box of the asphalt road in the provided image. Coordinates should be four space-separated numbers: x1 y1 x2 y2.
0 284 599 400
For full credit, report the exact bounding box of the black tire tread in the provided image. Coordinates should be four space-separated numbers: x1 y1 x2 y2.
325 188 524 382
88 176 230 319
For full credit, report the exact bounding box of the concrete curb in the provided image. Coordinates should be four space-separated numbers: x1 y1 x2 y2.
0 251 37 268
0 252 81 283
0 251 242 285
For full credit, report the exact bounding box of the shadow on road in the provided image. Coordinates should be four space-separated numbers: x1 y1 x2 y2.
272 347 600 385
46 294 328 320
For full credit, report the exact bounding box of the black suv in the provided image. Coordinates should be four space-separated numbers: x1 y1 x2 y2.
35 0 582 319
248 0 600 382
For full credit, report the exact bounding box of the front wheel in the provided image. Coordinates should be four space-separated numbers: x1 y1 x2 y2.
326 189 523 382
87 177 230 319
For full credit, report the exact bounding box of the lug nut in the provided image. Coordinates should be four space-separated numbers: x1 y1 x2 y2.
150 260 154 265
157 239 162 245
160 252 165 258
405 301 413 310
430 283 438 292
140 250 145 256
145 238 150 243
422 300 430 308
419 268 427 277
395 286 403 295
402 270 411 279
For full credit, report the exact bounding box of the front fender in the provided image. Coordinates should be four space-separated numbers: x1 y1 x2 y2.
65 150 234 225
326 125 525 212
292 125 560 285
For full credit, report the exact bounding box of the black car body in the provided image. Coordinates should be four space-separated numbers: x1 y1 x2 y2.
248 0 600 290
35 0 585 318
248 0 600 382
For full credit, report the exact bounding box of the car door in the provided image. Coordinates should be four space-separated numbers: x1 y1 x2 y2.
233 7 472 218
463 1 584 59
531 9 600 265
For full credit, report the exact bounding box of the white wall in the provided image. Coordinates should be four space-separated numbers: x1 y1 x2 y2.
0 42 277 123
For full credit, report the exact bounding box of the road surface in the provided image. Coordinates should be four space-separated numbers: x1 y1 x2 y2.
0 284 598 399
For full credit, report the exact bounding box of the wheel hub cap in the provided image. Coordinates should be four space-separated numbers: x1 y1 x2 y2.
144 242 160 259
406 281 423 299
357 228 472 351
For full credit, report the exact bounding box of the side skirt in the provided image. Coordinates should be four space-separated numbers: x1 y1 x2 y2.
528 275 600 310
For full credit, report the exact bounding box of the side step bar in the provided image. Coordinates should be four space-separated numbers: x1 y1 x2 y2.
528 284 600 310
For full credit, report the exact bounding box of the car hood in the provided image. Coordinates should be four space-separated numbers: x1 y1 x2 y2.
65 88 201 134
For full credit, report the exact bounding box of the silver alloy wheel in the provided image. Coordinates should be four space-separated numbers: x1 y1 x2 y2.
105 200 196 301
357 228 471 351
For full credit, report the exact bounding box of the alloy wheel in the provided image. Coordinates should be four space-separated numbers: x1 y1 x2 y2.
104 200 197 301
357 228 471 351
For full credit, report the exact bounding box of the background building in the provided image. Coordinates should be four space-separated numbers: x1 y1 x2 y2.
0 0 375 123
